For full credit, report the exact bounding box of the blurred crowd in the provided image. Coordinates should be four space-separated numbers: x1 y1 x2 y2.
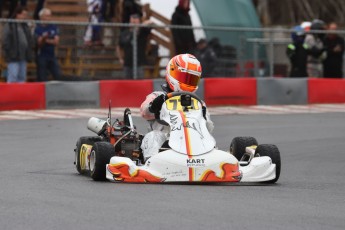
0 0 223 82
3 1 342 83
286 19 345 78
2 5 61 83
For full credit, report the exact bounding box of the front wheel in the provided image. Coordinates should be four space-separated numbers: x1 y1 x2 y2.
75 136 102 174
255 144 281 183
230 136 258 161
89 142 115 181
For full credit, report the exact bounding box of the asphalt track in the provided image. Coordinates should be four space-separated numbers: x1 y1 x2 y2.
1 112 345 230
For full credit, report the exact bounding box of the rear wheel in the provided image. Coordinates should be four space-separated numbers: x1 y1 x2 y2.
89 142 115 181
255 144 281 183
230 136 258 160
75 136 102 174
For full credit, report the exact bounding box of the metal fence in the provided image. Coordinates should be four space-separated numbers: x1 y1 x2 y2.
1 18 344 81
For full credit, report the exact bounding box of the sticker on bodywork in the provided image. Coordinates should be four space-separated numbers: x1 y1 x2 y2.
80 144 92 170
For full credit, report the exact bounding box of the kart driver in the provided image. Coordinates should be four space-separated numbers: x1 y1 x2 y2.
140 53 214 161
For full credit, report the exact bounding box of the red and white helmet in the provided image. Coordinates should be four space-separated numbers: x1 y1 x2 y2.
166 54 202 93
301 21 311 32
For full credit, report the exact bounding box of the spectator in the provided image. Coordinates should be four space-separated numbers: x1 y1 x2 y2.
122 0 142 24
171 0 196 55
193 39 217 77
0 0 26 18
116 14 152 79
34 0 45 20
208 37 222 57
102 0 117 22
1 6 33 83
323 22 345 78
304 19 327 78
34 8 61 81
84 0 104 46
286 25 308 77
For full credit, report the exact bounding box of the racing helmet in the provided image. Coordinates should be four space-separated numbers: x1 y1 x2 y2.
310 19 326 31
301 21 311 32
291 25 305 43
166 54 202 93
310 19 326 39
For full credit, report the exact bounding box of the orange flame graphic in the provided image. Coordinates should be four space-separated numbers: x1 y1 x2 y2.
107 164 165 183
199 163 241 182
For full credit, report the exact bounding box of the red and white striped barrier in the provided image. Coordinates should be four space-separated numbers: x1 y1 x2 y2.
0 78 345 111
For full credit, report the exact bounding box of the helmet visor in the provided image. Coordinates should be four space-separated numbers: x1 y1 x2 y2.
171 71 200 87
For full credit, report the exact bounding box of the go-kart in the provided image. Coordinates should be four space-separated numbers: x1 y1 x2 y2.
74 92 281 183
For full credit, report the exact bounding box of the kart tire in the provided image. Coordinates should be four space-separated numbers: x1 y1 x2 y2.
89 142 115 181
255 144 281 183
75 136 102 174
230 136 258 160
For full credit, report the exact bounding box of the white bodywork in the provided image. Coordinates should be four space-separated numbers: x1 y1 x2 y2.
105 95 276 183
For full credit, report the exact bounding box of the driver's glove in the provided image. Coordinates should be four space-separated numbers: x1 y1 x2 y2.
149 94 165 115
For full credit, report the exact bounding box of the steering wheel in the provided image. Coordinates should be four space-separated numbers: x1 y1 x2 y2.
165 91 207 118
166 92 203 104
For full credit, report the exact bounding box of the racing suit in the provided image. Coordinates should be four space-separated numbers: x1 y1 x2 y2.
140 90 214 160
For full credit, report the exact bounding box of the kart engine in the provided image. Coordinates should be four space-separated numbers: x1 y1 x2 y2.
87 117 143 164
114 132 143 162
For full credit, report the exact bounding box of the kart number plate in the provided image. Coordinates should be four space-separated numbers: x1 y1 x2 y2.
166 96 199 111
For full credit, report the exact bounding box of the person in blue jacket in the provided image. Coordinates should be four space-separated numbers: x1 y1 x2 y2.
34 8 61 81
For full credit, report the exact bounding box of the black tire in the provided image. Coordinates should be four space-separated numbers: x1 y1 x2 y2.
89 142 115 181
75 136 102 174
230 136 258 160
255 144 281 183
